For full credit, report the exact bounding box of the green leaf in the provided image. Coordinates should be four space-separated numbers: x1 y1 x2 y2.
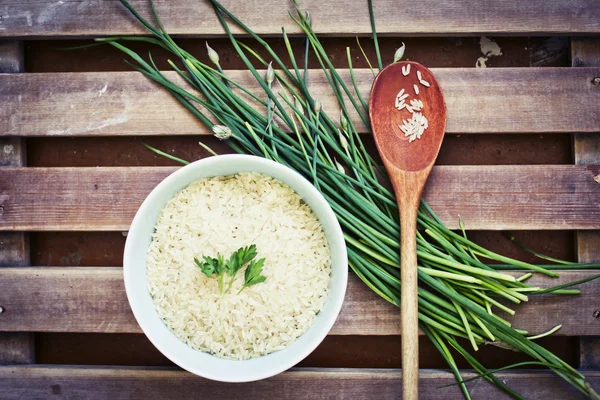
245 258 265 281
235 258 267 294
225 244 258 276
194 256 220 277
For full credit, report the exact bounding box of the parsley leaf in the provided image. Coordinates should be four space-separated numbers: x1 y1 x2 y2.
225 244 258 277
238 258 267 294
194 255 220 278
194 254 226 293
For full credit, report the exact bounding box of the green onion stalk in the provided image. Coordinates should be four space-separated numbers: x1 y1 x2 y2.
104 0 600 398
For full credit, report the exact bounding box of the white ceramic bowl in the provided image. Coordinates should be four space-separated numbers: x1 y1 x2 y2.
124 154 347 382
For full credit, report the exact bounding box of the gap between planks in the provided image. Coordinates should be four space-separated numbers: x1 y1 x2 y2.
1 68 600 137
0 267 598 336
1 0 599 37
0 366 598 400
0 165 598 231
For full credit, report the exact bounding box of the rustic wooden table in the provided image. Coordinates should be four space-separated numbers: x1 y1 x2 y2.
0 1 599 398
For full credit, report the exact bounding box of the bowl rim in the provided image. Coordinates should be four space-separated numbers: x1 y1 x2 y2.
123 154 348 382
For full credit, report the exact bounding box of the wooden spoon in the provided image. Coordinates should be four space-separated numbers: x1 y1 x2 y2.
369 61 447 400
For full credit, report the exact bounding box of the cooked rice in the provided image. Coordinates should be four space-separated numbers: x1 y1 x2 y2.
147 172 331 360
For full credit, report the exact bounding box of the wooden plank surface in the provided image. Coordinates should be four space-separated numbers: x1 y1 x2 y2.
1 165 598 231
0 40 34 365
0 232 29 267
0 334 34 365
0 366 598 400
2 0 599 38
0 137 26 167
0 267 598 336
572 38 600 265
581 337 600 369
572 37 600 373
2 67 600 137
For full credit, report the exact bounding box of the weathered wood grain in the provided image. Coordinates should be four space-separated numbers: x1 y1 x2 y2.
572 37 600 372
0 41 23 73
0 334 34 365
0 137 26 167
2 68 600 137
571 39 600 265
581 337 600 369
0 366 597 400
0 232 29 267
2 0 599 37
572 38 600 68
1 165 598 231
0 267 597 336
0 40 34 365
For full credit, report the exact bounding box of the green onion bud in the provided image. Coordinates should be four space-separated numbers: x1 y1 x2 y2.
340 111 348 132
459 216 466 231
393 43 405 63
305 11 312 27
206 42 220 65
338 129 349 152
266 62 274 84
212 125 231 140
295 97 304 115
313 98 322 115
335 159 345 175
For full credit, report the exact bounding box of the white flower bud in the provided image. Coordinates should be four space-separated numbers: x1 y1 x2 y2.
338 129 349 152
393 43 405 63
313 98 322 114
305 11 312 27
335 159 345 175
266 61 274 84
212 125 231 140
340 111 348 132
206 42 220 65
295 97 304 115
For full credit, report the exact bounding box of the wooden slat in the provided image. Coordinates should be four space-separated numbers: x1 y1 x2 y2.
0 165 598 231
572 37 600 372
2 67 600 137
0 334 34 365
0 267 598 336
2 0 600 37
0 42 23 73
571 39 600 265
572 38 600 68
0 40 34 365
581 337 600 369
0 366 598 400
0 232 29 267
0 137 26 167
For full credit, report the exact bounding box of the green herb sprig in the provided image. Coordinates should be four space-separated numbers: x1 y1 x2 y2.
194 244 267 295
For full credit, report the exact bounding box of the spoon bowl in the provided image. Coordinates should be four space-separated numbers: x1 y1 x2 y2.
370 62 446 172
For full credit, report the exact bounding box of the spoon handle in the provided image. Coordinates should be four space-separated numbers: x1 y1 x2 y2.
388 170 426 400
400 194 420 400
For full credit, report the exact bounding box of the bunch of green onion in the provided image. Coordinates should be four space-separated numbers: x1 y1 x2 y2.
100 0 600 398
